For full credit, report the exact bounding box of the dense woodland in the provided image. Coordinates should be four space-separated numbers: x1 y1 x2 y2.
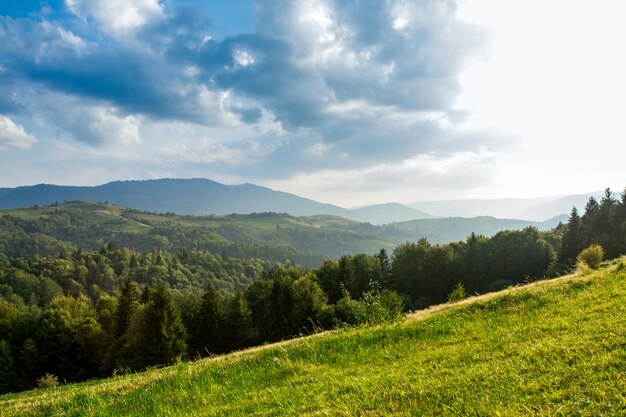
0 188 625 393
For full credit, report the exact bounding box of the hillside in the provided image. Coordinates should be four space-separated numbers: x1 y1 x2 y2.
2 259 625 416
0 202 563 264
0 179 435 225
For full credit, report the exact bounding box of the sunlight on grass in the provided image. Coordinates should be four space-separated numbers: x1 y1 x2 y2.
2 258 626 416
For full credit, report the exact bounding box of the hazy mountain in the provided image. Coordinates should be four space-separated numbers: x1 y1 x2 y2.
0 179 346 216
346 203 435 225
410 192 602 221
384 215 568 245
515 193 603 221
0 179 435 224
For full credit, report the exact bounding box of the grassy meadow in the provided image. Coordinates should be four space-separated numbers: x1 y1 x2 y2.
2 259 626 416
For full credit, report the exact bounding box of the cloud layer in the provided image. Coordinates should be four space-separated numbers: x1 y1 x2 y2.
0 0 504 203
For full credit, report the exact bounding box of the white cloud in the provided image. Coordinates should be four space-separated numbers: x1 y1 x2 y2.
157 137 276 165
54 105 142 147
0 116 37 151
265 149 496 206
65 0 164 34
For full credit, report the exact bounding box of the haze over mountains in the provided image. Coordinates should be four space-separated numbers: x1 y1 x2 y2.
410 193 603 222
0 178 598 224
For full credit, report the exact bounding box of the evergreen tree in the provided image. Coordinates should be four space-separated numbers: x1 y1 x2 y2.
598 188 619 257
224 292 255 350
559 206 583 265
377 248 392 288
138 286 187 367
619 188 626 254
115 277 139 338
191 283 225 357
581 196 600 245
0 340 17 394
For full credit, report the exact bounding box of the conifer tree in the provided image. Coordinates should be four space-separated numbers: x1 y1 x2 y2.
191 283 225 356
138 286 187 367
224 292 255 350
377 248 392 288
559 206 583 265
115 277 139 338
0 340 17 394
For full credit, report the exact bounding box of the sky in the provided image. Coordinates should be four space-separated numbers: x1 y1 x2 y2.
0 0 625 207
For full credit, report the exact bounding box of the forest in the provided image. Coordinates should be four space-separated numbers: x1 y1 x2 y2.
0 188 625 393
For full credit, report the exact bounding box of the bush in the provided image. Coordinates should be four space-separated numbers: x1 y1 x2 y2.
574 260 591 277
577 244 604 269
37 373 59 389
448 282 468 303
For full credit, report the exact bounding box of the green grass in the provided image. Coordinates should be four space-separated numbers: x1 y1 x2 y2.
3 260 626 416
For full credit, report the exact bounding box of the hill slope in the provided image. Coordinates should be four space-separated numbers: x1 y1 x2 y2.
0 202 564 263
3 259 625 416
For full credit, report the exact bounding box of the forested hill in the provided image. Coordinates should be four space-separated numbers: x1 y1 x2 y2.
0 179 433 224
0 201 563 265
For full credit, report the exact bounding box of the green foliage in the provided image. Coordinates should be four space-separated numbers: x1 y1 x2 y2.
190 283 225 357
447 282 468 303
577 244 604 269
136 286 187 368
115 278 138 338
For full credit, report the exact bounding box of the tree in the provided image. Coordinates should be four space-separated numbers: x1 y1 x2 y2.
559 206 583 266
0 340 17 394
190 283 225 357
115 277 139 338
291 272 328 333
377 248 392 288
136 286 187 368
224 292 255 350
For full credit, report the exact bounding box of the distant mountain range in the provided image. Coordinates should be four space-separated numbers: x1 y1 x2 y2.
0 178 603 223
0 179 434 225
410 193 603 221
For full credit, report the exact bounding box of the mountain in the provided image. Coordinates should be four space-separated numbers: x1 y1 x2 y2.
410 192 603 221
514 193 603 220
0 179 347 217
382 215 567 244
346 202 435 224
0 179 435 224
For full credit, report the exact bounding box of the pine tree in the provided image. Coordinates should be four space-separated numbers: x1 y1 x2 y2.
191 283 225 357
559 206 583 265
115 277 139 338
138 286 187 367
224 292 255 350
377 248 391 288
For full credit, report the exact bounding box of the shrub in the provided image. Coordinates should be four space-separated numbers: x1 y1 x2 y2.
448 282 468 303
577 244 604 269
575 261 591 277
37 373 59 389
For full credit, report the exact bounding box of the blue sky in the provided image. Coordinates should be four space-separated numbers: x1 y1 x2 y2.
1 0 625 206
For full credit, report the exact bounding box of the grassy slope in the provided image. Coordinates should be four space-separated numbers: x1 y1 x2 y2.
3 260 626 416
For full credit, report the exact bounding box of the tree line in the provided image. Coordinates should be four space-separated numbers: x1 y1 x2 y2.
1 187 625 393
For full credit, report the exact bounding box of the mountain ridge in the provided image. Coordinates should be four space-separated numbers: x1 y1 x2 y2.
0 178 435 225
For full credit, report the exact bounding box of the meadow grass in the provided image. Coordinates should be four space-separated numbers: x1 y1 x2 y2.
2 260 626 416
